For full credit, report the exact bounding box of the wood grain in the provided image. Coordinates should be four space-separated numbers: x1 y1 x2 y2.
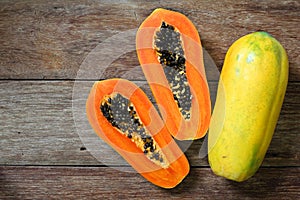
0 0 299 80
1 166 299 199
1 0 299 198
1 81 299 167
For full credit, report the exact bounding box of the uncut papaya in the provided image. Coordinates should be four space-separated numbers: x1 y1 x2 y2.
208 32 289 182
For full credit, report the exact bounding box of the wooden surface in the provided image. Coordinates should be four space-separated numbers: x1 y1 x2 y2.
1 0 299 199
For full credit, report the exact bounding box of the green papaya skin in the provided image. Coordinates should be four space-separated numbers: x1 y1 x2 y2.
208 32 289 182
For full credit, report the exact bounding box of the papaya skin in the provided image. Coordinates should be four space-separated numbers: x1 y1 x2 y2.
208 32 289 182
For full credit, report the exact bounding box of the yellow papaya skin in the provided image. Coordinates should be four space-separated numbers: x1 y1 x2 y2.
208 32 289 182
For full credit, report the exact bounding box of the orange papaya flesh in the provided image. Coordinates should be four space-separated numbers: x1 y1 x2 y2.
86 78 189 188
136 8 211 140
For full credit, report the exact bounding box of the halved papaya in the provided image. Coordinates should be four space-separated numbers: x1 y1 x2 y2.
136 8 211 140
86 78 189 188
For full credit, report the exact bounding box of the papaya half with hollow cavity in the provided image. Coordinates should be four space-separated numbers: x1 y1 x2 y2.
208 32 289 182
86 78 189 188
136 8 211 140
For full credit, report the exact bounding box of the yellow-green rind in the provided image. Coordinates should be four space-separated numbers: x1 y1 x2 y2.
208 32 289 182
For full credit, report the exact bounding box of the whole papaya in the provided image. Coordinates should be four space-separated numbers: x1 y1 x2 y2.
208 32 289 182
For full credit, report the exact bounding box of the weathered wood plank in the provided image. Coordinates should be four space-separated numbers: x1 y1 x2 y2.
0 81 299 166
1 166 299 199
0 0 299 80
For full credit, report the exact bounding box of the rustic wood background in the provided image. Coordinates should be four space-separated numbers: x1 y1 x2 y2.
1 0 299 199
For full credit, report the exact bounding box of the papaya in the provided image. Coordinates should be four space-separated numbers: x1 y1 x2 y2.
86 78 189 188
136 8 211 140
208 32 289 182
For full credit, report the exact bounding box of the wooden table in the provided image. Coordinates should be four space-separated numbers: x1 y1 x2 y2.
1 0 299 199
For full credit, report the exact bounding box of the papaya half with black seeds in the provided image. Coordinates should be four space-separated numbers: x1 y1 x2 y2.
86 78 189 188
208 32 289 182
136 8 211 140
